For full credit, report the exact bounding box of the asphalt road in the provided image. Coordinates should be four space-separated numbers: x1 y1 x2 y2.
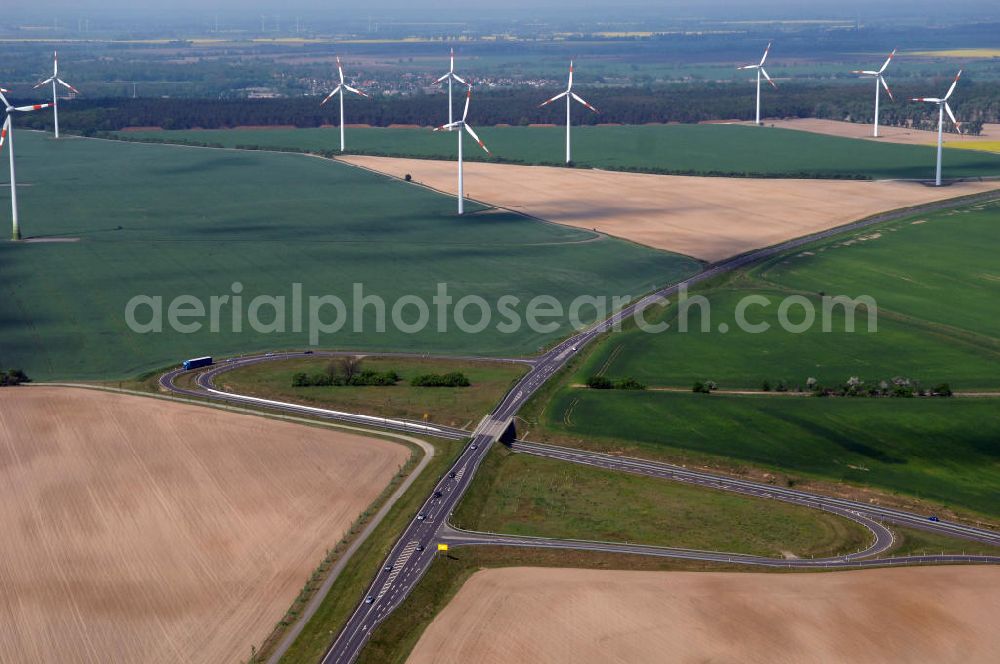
158 190 1000 663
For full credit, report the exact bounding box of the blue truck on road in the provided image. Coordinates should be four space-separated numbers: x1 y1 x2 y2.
182 356 213 371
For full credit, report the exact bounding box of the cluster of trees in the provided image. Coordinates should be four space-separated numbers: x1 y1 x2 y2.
586 375 646 390
288 357 473 388
410 372 471 387
24 79 996 134
692 380 718 394
760 375 954 397
814 376 953 398
0 369 29 386
292 369 400 387
292 356 400 387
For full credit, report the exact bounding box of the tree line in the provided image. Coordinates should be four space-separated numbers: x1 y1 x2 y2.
21 81 996 135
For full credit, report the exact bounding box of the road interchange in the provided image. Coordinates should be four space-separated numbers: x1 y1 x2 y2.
156 191 1000 663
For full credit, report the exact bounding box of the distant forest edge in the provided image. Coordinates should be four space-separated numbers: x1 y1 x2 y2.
21 82 998 135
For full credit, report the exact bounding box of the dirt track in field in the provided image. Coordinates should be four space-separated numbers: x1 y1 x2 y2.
0 387 408 664
739 118 1000 148
407 566 1000 664
341 155 998 261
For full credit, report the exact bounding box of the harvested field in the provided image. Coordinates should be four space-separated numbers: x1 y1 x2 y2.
0 387 408 664
748 118 1000 148
407 566 1000 664
341 155 999 261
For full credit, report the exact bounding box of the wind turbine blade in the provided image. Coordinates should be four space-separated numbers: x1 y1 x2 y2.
879 49 896 74
944 70 962 100
464 123 490 154
320 86 342 105
13 103 52 112
911 97 940 103
0 116 9 149
539 91 568 107
852 70 878 76
53 51 58 76
434 121 462 132
761 68 777 89
450 48 455 73
344 85 369 98
337 56 345 83
738 64 759 70
435 72 450 83
452 73 467 85
0 90 8 107
571 92 598 112
462 86 472 122
944 102 961 132
568 60 574 90
760 42 771 66
34 77 55 88
879 75 894 101
57 79 80 94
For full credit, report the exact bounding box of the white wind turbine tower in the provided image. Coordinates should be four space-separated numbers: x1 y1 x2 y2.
738 42 776 126
539 61 598 164
913 70 963 187
852 49 896 137
1 91 53 240
434 86 490 215
436 48 467 130
321 56 369 152
34 51 79 139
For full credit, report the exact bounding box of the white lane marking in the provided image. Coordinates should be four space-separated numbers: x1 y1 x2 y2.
376 541 419 601
201 387 444 433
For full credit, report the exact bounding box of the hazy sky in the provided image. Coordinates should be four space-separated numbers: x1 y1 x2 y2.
11 0 1000 21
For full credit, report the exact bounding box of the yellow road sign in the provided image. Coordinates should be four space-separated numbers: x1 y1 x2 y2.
437 543 449 552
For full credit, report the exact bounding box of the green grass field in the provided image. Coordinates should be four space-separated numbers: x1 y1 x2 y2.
215 356 527 428
521 199 1000 519
116 124 1000 180
0 132 698 380
537 390 1000 519
571 201 1000 391
453 445 871 558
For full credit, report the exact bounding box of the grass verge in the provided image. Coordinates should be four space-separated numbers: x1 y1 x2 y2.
217 355 528 429
886 526 1000 558
452 445 872 558
276 435 466 664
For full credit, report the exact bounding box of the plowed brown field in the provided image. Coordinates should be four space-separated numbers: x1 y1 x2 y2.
341 155 998 261
0 387 408 664
407 566 1000 664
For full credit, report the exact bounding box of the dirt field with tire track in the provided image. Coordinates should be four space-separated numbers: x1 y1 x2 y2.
0 387 408 664
342 155 998 261
407 566 1000 664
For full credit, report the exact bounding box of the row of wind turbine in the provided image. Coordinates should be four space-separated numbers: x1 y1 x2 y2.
1 90 52 240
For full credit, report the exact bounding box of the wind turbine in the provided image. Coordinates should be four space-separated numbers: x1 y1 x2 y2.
434 86 490 215
1 91 52 240
320 56 369 152
540 61 598 164
852 49 896 137
33 51 79 139
436 48 467 130
912 70 963 187
739 42 776 126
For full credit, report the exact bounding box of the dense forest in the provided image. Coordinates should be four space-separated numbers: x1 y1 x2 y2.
19 81 996 135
